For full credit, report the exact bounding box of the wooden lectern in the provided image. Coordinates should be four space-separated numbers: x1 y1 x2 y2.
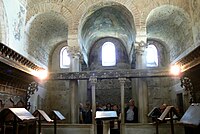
51 110 65 134
180 103 200 134
148 107 162 134
157 106 180 134
33 109 53 134
95 111 118 134
0 108 36 134
148 106 180 134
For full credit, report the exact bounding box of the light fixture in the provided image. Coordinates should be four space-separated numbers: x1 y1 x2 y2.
31 69 48 80
170 64 181 76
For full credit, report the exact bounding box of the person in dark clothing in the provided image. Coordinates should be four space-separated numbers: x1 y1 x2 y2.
82 102 92 124
110 104 121 134
125 99 138 123
96 102 103 134
105 103 112 111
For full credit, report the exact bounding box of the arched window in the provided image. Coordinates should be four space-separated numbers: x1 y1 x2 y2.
102 42 116 66
60 47 70 68
146 44 158 67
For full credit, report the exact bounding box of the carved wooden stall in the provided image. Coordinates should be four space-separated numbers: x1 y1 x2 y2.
180 103 200 134
0 43 44 111
0 108 36 134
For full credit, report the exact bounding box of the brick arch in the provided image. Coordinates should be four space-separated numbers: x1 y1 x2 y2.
26 2 73 32
120 0 190 34
146 4 193 62
73 0 142 33
115 0 144 32
25 11 69 66
143 0 191 28
0 0 8 44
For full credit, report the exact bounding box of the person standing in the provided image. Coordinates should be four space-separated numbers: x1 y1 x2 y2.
105 103 112 111
82 102 92 124
110 104 121 134
125 99 138 123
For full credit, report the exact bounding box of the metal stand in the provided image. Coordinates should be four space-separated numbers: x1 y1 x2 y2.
51 110 65 134
155 120 159 134
169 111 174 134
38 115 41 134
54 115 57 134
13 116 18 134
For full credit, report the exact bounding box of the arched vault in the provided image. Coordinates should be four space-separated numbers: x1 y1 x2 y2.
25 11 68 66
146 5 193 53
78 2 136 65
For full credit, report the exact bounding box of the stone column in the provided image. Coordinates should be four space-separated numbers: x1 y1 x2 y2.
70 80 78 123
69 51 80 72
103 121 110 134
69 52 80 124
78 58 87 106
137 78 148 123
119 78 126 134
89 76 97 134
135 41 148 123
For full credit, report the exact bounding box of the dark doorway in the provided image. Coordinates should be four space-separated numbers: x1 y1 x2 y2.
177 93 184 115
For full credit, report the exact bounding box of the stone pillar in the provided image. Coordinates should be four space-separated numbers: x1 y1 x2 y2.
78 58 87 106
135 41 148 123
70 52 80 72
89 76 97 134
119 78 126 134
137 78 148 123
69 51 80 124
78 80 87 105
103 121 110 134
70 80 78 123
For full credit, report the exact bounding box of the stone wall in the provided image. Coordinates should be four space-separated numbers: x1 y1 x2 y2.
94 79 132 105
28 84 47 113
44 80 71 123
44 42 72 123
0 0 8 44
147 77 171 111
190 0 200 44
41 123 184 134
41 124 92 134
125 123 184 134
89 37 131 70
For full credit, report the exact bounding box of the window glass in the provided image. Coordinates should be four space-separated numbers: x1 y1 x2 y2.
102 42 116 66
146 45 158 67
60 47 70 68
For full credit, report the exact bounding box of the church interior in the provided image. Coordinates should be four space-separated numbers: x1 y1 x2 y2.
0 0 200 134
